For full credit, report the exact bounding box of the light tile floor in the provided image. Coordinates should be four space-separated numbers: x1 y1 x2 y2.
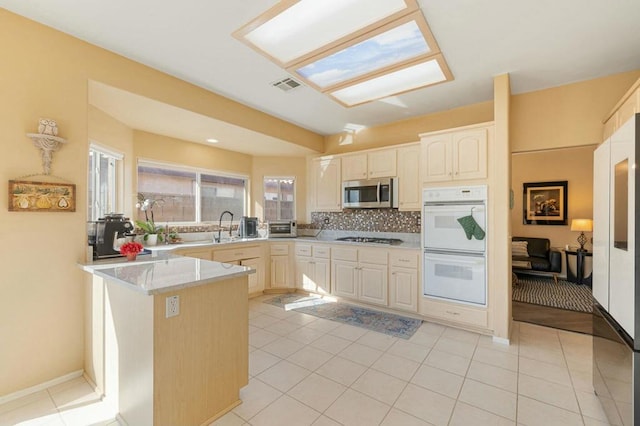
216 295 611 426
0 295 611 426
0 376 120 426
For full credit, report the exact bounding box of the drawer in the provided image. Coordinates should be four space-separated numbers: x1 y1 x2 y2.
213 245 261 262
313 245 330 259
295 244 312 257
270 244 289 256
359 248 388 265
390 250 419 268
421 299 488 328
331 247 358 262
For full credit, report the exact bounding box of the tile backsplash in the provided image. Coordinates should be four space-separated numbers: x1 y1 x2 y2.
309 210 420 234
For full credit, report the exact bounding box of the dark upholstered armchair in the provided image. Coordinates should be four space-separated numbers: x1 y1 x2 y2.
512 237 562 284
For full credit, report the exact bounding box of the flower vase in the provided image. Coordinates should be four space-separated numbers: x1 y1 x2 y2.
146 234 158 246
126 253 137 261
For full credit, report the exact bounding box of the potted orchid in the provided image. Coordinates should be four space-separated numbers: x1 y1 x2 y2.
135 193 164 245
120 241 144 261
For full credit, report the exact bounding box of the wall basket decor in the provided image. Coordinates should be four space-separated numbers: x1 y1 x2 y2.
523 180 568 225
8 180 76 212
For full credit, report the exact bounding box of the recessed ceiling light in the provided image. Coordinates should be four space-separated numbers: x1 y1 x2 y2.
206 138 219 144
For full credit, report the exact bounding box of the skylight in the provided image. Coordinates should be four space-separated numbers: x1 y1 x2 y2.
234 0 453 107
295 20 431 89
330 58 448 106
239 0 417 66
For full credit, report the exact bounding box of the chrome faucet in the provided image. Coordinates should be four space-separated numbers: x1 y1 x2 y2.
215 210 234 243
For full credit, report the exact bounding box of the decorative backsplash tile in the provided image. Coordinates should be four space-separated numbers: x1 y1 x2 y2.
308 210 421 233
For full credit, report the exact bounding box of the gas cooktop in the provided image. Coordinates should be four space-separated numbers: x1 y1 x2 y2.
335 236 403 245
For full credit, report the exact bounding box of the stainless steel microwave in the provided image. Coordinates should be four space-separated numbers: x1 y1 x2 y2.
342 177 398 209
267 220 297 238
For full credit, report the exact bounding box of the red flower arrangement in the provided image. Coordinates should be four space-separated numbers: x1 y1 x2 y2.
120 241 144 258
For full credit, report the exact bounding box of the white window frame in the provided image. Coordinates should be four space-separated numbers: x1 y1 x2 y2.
89 143 123 220
263 176 296 221
137 158 249 224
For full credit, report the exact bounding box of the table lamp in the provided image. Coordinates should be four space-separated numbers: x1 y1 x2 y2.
571 219 593 251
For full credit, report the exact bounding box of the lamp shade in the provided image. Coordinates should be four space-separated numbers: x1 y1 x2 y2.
571 219 593 232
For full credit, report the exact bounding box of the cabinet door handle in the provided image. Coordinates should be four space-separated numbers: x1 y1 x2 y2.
445 310 460 316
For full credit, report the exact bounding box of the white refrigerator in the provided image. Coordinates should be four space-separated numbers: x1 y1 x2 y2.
592 113 638 426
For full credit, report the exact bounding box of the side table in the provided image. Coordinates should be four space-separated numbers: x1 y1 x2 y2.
564 249 592 285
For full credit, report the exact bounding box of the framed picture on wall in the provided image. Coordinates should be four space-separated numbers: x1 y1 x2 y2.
523 181 567 225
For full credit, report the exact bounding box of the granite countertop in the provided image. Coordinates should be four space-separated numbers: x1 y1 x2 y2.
80 251 254 295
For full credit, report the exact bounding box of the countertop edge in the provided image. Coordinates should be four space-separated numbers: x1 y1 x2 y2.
79 252 255 295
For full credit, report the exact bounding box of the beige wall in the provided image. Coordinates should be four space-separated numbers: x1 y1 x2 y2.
133 130 253 177
511 145 597 275
324 101 494 154
511 70 640 152
252 157 308 222
0 8 321 396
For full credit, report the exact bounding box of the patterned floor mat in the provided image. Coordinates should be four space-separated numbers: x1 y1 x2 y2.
264 294 422 339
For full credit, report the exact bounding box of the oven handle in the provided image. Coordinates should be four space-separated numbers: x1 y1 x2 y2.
424 254 485 265
424 200 485 206
423 207 486 214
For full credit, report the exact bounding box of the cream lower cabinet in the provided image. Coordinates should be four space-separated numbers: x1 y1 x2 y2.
389 250 419 312
213 245 265 295
173 247 213 260
295 244 330 294
331 247 388 306
270 243 293 289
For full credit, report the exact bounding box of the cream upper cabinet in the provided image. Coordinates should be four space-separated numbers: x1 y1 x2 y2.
341 154 368 180
421 124 490 183
367 149 397 179
603 81 640 140
397 144 421 210
341 149 397 181
311 157 342 211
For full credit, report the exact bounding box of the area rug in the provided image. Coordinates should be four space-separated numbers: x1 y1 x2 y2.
512 274 593 313
265 295 422 339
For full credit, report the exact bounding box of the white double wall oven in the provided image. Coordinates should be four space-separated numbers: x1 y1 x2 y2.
422 186 488 306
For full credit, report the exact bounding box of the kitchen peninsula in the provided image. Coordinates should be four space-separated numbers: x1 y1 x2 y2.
80 252 254 426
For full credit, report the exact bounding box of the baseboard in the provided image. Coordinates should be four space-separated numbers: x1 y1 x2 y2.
492 336 510 345
0 370 83 405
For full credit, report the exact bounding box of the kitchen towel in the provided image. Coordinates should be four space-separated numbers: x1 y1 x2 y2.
457 214 485 240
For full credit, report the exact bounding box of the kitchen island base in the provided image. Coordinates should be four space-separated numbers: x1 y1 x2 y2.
99 274 248 425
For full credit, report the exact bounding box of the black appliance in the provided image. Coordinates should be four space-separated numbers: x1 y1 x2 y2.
238 216 259 238
342 177 398 209
88 213 134 259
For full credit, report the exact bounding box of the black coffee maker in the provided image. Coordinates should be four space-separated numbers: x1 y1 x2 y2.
88 213 134 259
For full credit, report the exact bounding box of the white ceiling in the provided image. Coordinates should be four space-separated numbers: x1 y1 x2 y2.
2 0 640 139
89 81 317 157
